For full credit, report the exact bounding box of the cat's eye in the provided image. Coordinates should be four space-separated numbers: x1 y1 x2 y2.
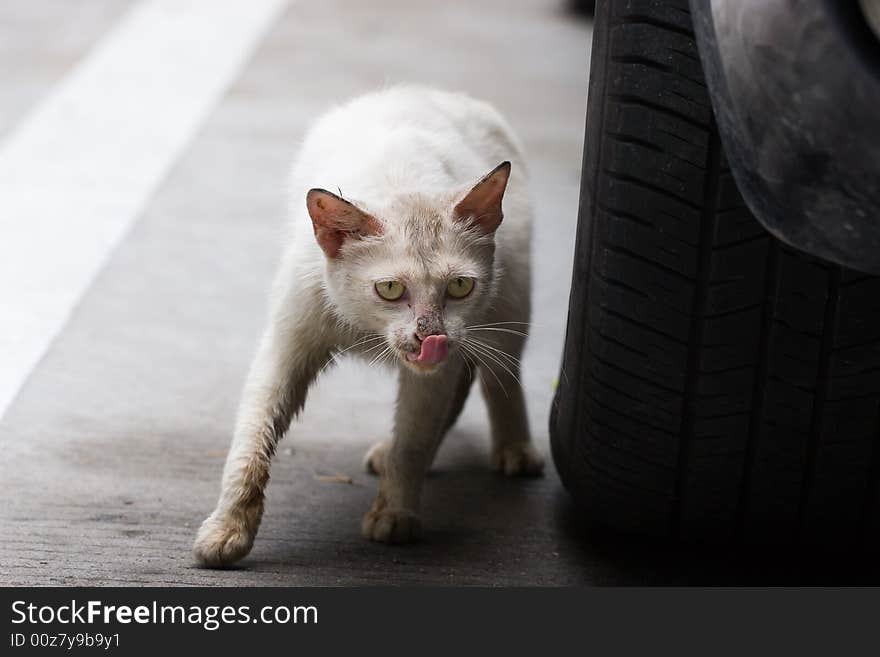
375 280 406 301
447 276 475 299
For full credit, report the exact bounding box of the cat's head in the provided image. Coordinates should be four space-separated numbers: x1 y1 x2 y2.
307 162 510 374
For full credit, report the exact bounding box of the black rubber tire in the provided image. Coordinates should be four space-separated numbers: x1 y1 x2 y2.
569 0 596 16
550 0 880 548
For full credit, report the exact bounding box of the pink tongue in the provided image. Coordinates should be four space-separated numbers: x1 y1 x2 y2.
416 334 448 364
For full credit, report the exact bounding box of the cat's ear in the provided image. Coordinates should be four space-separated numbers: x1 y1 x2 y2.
453 161 511 235
306 189 382 258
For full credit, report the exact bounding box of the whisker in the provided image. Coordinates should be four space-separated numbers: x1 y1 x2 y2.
464 339 521 386
466 335 520 360
461 343 509 398
471 348 509 398
358 341 389 361
368 346 393 369
468 326 530 339
459 343 484 378
458 348 473 381
318 334 386 376
465 321 536 329
460 344 478 372
378 346 398 369
338 334 385 356
466 337 523 368
466 350 493 394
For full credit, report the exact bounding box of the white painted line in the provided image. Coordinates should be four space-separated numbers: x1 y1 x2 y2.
0 0 288 419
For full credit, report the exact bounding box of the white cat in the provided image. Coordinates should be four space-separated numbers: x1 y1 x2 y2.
193 86 543 567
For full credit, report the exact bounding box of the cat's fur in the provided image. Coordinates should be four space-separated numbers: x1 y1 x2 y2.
193 86 543 567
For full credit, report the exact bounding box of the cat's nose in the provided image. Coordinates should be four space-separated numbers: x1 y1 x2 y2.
415 315 444 341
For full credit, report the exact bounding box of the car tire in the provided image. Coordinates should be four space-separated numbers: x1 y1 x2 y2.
550 0 880 548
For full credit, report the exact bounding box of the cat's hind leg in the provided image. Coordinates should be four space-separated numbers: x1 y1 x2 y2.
362 361 471 543
364 365 473 476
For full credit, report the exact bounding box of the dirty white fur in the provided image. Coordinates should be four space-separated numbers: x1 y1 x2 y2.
193 86 543 567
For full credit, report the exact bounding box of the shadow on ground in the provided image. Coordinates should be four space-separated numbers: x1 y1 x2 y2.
555 494 880 586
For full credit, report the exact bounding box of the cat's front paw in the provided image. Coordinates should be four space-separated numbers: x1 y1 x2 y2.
491 442 545 477
361 508 421 544
193 511 256 568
